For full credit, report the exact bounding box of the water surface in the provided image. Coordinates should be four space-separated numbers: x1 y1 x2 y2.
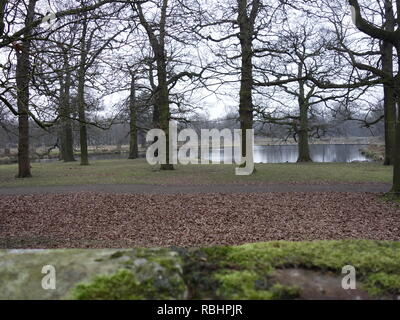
207 144 369 163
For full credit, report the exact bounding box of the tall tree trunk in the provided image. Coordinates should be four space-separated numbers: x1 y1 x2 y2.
297 104 312 162
297 66 312 162
16 0 37 178
390 39 400 196
237 0 257 160
391 95 400 195
152 104 160 158
61 56 75 162
59 78 75 162
0 0 7 37
150 62 160 157
77 15 89 166
157 57 173 170
152 105 160 127
383 81 396 166
238 38 253 159
128 72 139 159
382 0 396 165
59 76 67 161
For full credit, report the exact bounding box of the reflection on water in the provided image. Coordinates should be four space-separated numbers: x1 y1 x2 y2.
34 144 370 164
208 144 369 164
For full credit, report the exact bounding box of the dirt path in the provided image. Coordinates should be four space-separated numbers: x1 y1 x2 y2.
0 182 392 195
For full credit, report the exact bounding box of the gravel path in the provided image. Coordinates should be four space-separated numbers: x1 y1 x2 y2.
0 182 392 195
1 191 399 248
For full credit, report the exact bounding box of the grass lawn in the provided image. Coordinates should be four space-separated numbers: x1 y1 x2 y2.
0 159 393 188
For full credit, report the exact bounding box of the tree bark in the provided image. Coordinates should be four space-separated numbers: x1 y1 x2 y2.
237 0 258 159
390 39 400 196
391 94 400 195
297 104 312 162
63 63 75 162
59 76 67 161
297 65 312 162
157 57 173 170
238 36 253 159
128 72 139 159
390 22 400 195
382 0 396 166
389 0 400 195
58 52 75 162
16 0 37 178
150 64 160 158
0 0 6 37
77 14 89 166
383 78 396 166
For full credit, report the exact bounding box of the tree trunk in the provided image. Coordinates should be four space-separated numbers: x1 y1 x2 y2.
64 73 76 162
157 0 173 170
59 76 67 161
390 95 400 196
128 72 139 159
390 39 400 196
16 51 31 177
297 103 312 162
383 82 396 165
237 0 256 160
77 82 89 166
62 60 75 162
59 61 75 162
77 15 89 166
153 104 160 127
157 57 173 170
238 41 253 159
297 68 312 163
136 0 172 170
382 1 396 165
0 0 7 37
16 0 37 178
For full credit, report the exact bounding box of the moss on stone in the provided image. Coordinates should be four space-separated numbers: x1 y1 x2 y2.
200 240 400 297
70 268 187 300
71 269 144 300
214 270 299 300
109 251 126 260
364 273 400 296
2 241 400 300
69 249 187 300
220 241 400 274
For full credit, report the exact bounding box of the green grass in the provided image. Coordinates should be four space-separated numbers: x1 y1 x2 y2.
0 159 393 188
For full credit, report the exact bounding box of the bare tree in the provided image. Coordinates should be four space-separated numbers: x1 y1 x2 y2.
255 22 355 162
15 0 37 178
349 0 400 196
133 0 205 170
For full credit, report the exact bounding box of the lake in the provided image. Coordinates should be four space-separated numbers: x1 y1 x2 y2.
32 144 370 164
207 144 370 163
